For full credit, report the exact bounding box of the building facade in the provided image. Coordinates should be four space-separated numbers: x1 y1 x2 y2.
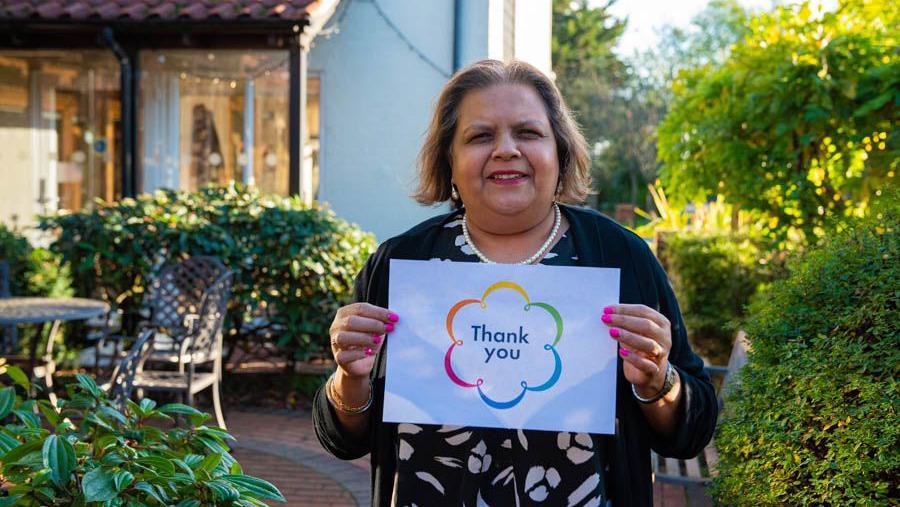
0 0 551 240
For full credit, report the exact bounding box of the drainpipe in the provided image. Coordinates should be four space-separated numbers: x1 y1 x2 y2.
101 27 137 197
452 0 462 72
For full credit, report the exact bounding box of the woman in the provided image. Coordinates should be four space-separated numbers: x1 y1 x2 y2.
314 59 717 506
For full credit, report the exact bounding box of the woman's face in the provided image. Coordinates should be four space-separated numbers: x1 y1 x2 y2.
450 83 559 226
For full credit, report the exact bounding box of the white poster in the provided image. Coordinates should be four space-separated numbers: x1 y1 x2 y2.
383 259 620 434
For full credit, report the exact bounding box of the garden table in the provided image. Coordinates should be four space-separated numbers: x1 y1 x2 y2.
0 297 109 405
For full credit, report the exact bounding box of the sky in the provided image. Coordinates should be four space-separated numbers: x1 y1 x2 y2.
602 0 774 56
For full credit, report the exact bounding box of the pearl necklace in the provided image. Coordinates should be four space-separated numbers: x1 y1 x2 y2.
462 203 562 265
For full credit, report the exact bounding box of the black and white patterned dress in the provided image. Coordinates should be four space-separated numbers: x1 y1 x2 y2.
391 212 610 506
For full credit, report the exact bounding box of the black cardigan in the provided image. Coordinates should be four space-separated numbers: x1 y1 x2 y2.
313 204 718 506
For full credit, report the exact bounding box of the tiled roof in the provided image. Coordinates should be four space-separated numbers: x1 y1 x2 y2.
0 0 320 22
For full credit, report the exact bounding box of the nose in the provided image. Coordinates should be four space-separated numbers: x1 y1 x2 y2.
491 131 521 161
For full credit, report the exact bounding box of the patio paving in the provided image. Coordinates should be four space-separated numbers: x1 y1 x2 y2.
227 410 370 506
224 409 708 507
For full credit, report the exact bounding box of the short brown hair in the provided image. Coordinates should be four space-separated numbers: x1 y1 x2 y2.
414 59 591 207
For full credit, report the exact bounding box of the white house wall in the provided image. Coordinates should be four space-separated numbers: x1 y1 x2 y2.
514 0 552 75
309 0 549 240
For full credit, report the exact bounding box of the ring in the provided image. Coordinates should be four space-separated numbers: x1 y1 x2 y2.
331 335 339 348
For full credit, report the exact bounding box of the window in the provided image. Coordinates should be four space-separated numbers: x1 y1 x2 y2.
0 50 120 227
139 50 290 195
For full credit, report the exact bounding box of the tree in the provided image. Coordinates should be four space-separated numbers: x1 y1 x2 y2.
575 0 751 212
551 0 626 187
657 0 898 243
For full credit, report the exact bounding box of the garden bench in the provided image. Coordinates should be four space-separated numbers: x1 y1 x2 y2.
652 331 750 486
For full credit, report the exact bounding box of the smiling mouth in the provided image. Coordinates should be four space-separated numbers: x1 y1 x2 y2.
487 172 528 184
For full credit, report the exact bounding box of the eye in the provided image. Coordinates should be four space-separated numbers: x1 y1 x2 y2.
468 133 491 143
519 129 542 139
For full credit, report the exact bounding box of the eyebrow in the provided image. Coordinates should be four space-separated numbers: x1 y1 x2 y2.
461 120 547 135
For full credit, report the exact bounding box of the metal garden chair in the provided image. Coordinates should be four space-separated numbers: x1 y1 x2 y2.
104 328 154 410
132 268 233 428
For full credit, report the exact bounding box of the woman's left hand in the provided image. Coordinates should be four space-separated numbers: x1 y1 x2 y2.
601 304 672 397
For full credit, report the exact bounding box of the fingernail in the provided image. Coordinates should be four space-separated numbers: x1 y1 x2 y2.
619 348 630 358
603 306 614 314
609 328 620 338
388 312 400 322
385 323 395 333
365 347 373 356
373 335 382 344
601 314 612 324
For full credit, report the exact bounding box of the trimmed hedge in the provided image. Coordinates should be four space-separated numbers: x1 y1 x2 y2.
39 184 376 361
662 232 782 364
712 207 899 504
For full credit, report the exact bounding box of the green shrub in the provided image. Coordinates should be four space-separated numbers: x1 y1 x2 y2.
662 232 782 364
0 225 73 359
0 225 71 299
712 207 899 505
0 362 284 505
39 184 376 361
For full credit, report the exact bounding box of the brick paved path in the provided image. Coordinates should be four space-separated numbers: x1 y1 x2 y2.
227 410 370 506
226 409 709 507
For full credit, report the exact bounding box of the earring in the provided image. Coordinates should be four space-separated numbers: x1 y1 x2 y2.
451 185 459 200
555 180 563 197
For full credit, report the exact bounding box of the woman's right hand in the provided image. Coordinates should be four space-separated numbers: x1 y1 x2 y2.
329 302 398 379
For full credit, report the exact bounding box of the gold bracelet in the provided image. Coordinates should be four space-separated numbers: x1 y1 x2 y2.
326 373 373 414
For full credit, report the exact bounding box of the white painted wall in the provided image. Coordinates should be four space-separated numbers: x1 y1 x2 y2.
514 0 552 75
310 0 551 240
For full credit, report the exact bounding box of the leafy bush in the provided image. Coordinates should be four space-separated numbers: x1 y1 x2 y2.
40 184 376 361
663 232 783 363
0 361 285 505
0 224 71 299
712 206 898 505
0 225 73 359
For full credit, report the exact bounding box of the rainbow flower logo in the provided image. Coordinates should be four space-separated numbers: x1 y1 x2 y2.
444 281 563 410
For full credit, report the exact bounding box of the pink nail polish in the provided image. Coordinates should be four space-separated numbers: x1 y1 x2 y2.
365 347 373 356
619 348 630 358
601 314 612 324
385 323 395 333
373 335 382 344
388 312 400 322
603 306 614 314
609 328 620 338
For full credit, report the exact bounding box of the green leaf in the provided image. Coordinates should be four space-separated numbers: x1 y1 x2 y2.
1 438 41 464
135 455 176 477
0 496 24 506
223 474 286 502
854 91 892 117
37 399 61 427
112 470 134 492
12 409 40 429
199 425 236 442
158 403 202 416
172 458 195 480
0 386 15 419
139 398 157 413
174 500 201 507
42 435 76 488
75 373 101 398
99 405 127 425
4 365 30 391
82 467 118 502
133 481 168 505
206 479 241 501
194 452 222 475
0 430 20 455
